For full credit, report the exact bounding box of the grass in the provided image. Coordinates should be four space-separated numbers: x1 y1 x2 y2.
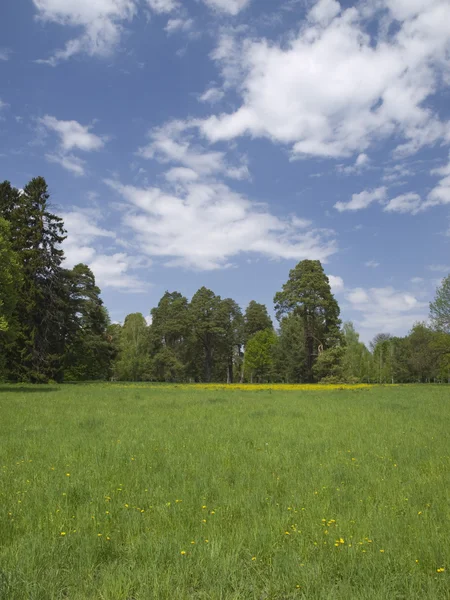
0 383 449 599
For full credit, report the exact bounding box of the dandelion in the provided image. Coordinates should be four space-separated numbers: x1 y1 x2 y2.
60 532 66 536
202 505 207 509
204 539 209 543
251 557 256 561
285 531 290 535
210 510 215 515
106 536 110 541
437 568 445 573
202 519 207 523
176 499 182 503
98 533 102 537
191 541 195 544
380 549 384 553
66 473 70 477
180 550 186 555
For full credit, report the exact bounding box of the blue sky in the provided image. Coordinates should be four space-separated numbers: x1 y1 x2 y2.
1 0 450 342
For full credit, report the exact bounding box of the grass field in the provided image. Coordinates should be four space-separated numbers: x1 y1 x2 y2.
1 384 449 600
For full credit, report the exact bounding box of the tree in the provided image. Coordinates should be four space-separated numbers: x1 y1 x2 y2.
313 346 345 382
150 291 190 380
341 322 372 382
274 260 342 382
430 275 450 333
1 177 67 382
245 329 278 382
243 301 273 343
189 287 227 383
0 218 21 333
273 315 307 383
63 264 113 381
220 298 244 384
114 313 152 381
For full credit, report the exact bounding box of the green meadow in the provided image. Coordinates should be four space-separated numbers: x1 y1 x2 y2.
0 384 449 599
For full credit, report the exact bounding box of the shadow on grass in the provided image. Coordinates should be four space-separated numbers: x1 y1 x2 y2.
0 385 60 394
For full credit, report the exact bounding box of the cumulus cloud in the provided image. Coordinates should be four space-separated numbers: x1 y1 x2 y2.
106 178 337 270
39 116 107 176
328 275 344 293
423 157 450 209
199 86 225 104
334 187 387 212
198 0 450 159
146 0 179 13
62 209 145 292
383 192 422 214
138 121 249 180
164 18 194 35
39 116 106 151
337 153 370 175
346 285 428 337
33 0 137 64
45 153 86 176
202 0 251 15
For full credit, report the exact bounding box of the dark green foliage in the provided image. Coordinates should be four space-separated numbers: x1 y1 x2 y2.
243 301 273 343
1 178 67 382
274 260 342 381
63 264 114 381
273 315 308 383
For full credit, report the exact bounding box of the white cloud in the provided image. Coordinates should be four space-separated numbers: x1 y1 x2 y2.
138 121 249 179
365 260 380 268
346 286 428 337
0 48 11 61
202 0 251 15
62 209 145 292
328 274 344 293
146 0 179 13
382 163 414 182
337 152 370 175
165 18 194 34
106 178 337 270
199 1 450 159
334 187 387 212
411 277 424 283
33 0 137 64
383 192 422 214
428 264 450 273
308 0 341 26
424 157 450 209
0 99 8 111
39 116 106 151
40 116 107 176
46 153 86 176
199 86 225 104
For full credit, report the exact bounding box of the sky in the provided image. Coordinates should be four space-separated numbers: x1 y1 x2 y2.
1 0 450 343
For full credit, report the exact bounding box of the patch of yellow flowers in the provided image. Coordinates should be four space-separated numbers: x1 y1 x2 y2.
176 383 374 391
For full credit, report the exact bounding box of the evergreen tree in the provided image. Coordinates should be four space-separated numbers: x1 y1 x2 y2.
63 264 113 381
189 287 227 383
273 315 308 383
0 178 67 382
150 291 190 381
274 260 342 382
243 301 273 343
220 298 244 383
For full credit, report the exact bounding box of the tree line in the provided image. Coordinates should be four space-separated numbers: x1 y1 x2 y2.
1 177 450 384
